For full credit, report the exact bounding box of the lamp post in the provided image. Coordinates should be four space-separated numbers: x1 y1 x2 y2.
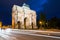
46 20 48 28
39 21 42 29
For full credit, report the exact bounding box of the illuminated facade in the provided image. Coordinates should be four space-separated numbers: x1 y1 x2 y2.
12 3 37 29
0 22 2 28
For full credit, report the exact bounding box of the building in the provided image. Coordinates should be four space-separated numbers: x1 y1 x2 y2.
0 22 2 28
12 3 37 29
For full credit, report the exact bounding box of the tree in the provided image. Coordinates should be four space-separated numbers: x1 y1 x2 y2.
49 17 59 29
40 12 46 29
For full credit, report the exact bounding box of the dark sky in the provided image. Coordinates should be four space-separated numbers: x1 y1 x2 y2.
0 0 60 25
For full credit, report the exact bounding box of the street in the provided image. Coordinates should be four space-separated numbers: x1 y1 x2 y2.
0 29 60 40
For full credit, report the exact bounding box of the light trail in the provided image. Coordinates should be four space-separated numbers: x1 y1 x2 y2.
0 29 60 39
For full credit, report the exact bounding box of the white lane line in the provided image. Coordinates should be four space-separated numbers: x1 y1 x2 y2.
11 31 60 39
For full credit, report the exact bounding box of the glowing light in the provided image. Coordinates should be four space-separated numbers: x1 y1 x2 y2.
0 22 2 28
40 21 42 24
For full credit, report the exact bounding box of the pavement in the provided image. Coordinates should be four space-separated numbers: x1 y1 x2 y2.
0 28 60 40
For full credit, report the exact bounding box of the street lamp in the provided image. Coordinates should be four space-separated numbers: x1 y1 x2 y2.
46 21 48 28
40 21 42 24
39 21 42 29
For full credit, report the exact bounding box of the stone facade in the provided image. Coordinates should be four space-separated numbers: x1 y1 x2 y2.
12 3 37 29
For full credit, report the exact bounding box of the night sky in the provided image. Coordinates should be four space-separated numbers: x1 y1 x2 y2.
0 0 60 25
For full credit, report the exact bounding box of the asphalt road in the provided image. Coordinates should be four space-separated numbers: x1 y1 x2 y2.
0 29 60 40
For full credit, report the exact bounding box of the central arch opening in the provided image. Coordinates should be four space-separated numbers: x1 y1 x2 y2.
24 17 27 29
17 21 21 29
